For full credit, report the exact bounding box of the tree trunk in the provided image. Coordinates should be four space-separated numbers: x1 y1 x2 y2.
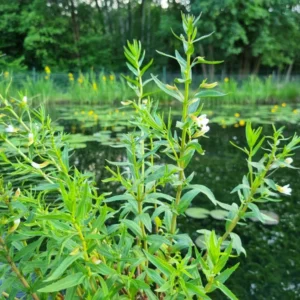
127 0 132 39
140 0 146 43
285 62 294 82
94 0 106 35
252 56 261 75
104 0 113 34
69 0 81 67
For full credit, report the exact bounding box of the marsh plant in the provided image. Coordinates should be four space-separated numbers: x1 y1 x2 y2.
0 13 300 300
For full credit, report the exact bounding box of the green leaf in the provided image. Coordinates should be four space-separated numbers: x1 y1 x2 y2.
144 251 176 277
210 209 228 220
193 31 215 43
230 232 246 256
122 219 143 238
178 188 209 214
151 75 184 102
195 90 226 98
145 268 165 286
104 194 135 202
185 207 210 219
44 253 83 282
38 273 85 293
215 263 240 284
213 281 238 300
37 213 72 221
186 282 210 299
188 185 217 205
141 59 153 76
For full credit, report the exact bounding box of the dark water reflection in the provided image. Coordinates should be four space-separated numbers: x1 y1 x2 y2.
61 115 300 299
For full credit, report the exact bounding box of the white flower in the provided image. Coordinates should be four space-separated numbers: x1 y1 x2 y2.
284 157 293 165
31 162 41 169
276 184 292 195
8 218 20 233
5 125 15 133
22 96 28 103
31 161 50 169
193 114 209 127
28 133 34 146
201 124 210 134
14 218 20 226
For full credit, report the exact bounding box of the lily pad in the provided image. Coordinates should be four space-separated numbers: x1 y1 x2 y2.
210 209 228 220
185 207 209 219
195 235 206 249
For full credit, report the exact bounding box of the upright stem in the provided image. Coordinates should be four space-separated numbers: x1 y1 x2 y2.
0 237 40 300
170 36 192 235
221 142 277 242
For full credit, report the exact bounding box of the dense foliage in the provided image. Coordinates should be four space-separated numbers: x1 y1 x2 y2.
1 0 300 77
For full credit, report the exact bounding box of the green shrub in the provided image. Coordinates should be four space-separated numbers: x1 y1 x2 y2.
0 13 299 300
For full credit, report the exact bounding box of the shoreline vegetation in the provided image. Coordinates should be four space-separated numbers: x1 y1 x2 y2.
1 69 300 105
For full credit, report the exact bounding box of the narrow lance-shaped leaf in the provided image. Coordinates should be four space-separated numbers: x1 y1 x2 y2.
151 75 184 102
195 90 226 98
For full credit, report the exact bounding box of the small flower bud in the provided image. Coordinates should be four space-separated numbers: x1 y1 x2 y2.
15 188 21 198
284 157 293 165
8 218 20 233
5 125 15 133
91 256 102 265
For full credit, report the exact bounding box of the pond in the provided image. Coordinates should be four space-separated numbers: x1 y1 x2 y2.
49 102 300 299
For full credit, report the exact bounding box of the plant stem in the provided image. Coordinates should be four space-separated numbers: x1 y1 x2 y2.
221 141 277 242
170 36 192 235
0 237 40 300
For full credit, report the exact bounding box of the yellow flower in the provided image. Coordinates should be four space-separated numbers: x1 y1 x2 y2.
4 71 9 78
109 75 115 81
200 81 218 89
234 113 240 118
239 120 245 126
281 102 287 107
88 110 94 116
45 76 49 80
78 77 84 84
68 73 74 81
271 108 276 113
274 105 278 109
234 123 239 128
293 109 298 114
44 66 51 74
115 109 119 113
224 77 229 83
81 111 85 114
102 75 107 81
92 82 98 91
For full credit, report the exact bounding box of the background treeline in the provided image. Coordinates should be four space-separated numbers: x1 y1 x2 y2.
1 0 300 78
